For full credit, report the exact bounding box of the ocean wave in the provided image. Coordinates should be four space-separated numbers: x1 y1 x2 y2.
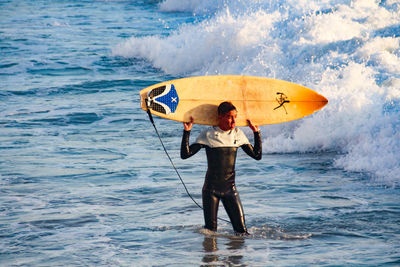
114 0 400 185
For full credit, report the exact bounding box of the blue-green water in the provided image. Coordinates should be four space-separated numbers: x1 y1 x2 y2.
1 0 400 266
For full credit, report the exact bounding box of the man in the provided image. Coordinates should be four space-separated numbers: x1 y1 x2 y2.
180 101 262 235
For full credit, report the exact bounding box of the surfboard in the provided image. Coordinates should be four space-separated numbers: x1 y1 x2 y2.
140 75 328 126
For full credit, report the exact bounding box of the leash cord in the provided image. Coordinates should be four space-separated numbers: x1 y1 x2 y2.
145 108 231 224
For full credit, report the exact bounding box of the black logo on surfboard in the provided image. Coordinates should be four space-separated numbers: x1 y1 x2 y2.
274 92 290 114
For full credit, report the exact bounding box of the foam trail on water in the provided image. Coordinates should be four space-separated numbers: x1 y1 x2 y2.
113 0 400 185
159 0 224 14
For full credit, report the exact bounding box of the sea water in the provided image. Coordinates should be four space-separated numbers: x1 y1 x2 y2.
1 0 399 266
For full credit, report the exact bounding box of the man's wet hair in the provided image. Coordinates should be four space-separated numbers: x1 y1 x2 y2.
218 101 237 115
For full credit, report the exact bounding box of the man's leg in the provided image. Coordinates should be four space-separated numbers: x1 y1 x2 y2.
202 189 220 231
221 188 248 234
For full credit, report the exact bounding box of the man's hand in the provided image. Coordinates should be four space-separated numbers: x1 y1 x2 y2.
183 116 194 131
247 119 259 132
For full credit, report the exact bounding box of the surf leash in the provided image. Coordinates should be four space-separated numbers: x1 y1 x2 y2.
144 103 231 224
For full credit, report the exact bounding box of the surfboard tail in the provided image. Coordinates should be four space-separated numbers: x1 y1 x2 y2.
140 94 148 111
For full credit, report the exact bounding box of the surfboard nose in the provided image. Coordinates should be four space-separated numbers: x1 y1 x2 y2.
319 93 329 109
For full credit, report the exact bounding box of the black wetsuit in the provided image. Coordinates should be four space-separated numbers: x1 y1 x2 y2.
181 128 262 234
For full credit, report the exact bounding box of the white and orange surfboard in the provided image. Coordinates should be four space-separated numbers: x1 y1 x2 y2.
140 75 328 126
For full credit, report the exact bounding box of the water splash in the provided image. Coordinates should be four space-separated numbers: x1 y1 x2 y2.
113 0 400 185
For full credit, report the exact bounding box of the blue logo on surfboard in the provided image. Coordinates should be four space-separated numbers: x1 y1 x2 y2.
147 84 179 114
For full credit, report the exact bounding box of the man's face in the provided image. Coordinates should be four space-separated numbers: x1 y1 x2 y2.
218 109 237 131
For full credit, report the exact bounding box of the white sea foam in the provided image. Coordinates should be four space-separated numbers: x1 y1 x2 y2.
113 0 400 185
113 8 281 75
298 0 399 44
